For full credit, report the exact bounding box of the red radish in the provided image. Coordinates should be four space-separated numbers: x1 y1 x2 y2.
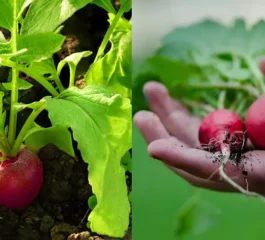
199 109 245 156
197 109 265 200
0 147 43 209
245 95 265 149
259 57 265 76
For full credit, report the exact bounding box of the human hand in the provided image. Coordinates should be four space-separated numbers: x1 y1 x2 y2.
134 81 265 196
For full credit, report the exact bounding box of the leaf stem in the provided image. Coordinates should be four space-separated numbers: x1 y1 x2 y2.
11 102 46 156
187 82 259 98
69 63 76 88
244 55 265 95
93 6 125 63
8 0 19 146
2 59 59 97
217 91 226 109
54 75 65 93
182 99 215 113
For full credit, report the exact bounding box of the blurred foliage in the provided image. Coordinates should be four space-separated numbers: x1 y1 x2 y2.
133 19 265 119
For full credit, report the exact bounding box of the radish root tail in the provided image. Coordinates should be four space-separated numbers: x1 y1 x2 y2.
219 164 265 202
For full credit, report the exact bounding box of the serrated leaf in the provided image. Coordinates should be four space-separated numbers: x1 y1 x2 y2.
45 86 131 238
21 0 93 35
16 32 65 63
3 78 33 90
24 125 75 156
85 15 131 99
92 0 116 13
0 42 12 56
57 51 92 76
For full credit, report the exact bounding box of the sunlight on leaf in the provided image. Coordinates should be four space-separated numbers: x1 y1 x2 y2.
85 15 132 99
24 125 75 156
45 86 131 238
21 0 93 35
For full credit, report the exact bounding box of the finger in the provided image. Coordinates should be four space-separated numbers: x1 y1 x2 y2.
148 137 223 180
143 81 199 147
169 167 236 192
133 110 170 144
236 151 265 194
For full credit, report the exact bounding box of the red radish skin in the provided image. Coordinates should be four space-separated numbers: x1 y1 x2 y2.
245 95 265 149
0 147 43 209
259 57 265 76
198 109 265 201
199 109 245 153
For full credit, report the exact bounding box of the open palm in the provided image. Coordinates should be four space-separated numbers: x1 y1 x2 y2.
134 81 265 195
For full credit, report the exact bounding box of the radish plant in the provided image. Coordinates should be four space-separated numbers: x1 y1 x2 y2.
0 0 131 238
133 19 265 200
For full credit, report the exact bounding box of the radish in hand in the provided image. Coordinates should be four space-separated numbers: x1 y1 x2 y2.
245 95 265 150
199 109 265 200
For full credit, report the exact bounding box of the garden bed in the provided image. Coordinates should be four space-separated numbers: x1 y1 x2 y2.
0 3 132 240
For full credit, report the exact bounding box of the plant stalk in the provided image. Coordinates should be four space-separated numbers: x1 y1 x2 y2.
11 103 46 156
69 63 76 88
8 0 19 146
93 6 125 64
244 55 265 95
2 59 59 97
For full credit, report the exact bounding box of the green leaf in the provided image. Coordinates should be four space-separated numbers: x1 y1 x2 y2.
0 0 34 30
92 0 116 13
175 195 220 238
88 195 97 210
213 59 251 81
0 42 12 56
17 0 33 19
158 19 265 63
16 32 65 63
85 15 131 99
57 51 92 75
120 0 131 12
21 0 93 35
24 125 75 157
45 86 131 238
121 151 132 173
0 0 13 30
28 58 58 80
57 51 92 85
3 78 33 90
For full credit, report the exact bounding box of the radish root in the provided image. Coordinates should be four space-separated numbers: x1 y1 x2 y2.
219 164 265 201
213 147 265 201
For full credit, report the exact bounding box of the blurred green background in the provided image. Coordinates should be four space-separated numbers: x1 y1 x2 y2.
133 0 265 239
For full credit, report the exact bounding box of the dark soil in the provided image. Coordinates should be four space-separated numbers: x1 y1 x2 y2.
0 145 132 240
0 3 132 240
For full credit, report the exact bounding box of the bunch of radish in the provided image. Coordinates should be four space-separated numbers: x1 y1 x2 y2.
198 95 265 199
